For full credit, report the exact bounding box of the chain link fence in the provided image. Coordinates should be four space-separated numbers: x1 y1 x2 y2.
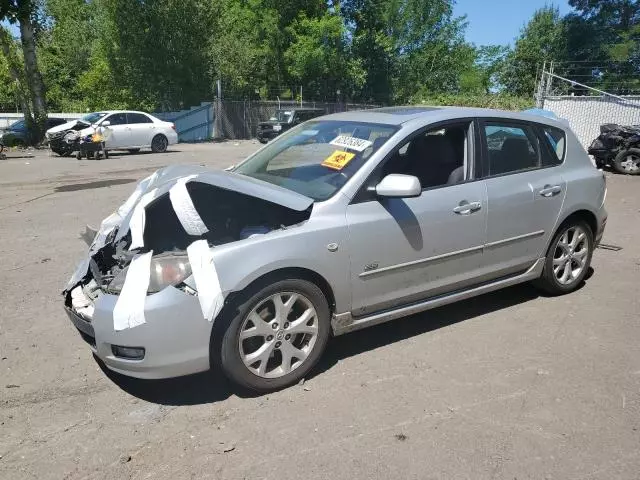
536 64 640 148
217 100 378 140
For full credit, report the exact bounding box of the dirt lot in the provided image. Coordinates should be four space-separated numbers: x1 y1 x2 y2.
1 143 639 480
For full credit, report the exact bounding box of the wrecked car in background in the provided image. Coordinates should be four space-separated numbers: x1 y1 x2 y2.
588 123 640 175
64 107 607 392
47 110 178 157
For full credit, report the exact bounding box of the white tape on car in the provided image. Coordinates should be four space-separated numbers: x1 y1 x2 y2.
129 188 159 250
114 172 159 243
187 240 224 322
112 251 153 331
169 176 209 236
329 135 373 152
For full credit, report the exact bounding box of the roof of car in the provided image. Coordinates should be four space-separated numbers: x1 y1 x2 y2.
99 110 151 114
320 106 568 129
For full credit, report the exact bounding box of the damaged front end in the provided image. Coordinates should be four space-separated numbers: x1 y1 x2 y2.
63 165 314 336
47 119 91 155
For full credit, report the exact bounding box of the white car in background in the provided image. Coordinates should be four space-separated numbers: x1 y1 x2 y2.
46 110 178 156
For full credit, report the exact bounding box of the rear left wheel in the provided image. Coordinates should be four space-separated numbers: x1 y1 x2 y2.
534 220 594 295
151 134 168 153
214 278 331 392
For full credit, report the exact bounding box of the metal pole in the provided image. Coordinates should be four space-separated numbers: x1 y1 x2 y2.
300 86 302 107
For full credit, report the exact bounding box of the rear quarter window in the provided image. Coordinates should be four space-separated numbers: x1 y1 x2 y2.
540 126 566 166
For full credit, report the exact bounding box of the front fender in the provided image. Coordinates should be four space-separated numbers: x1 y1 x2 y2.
204 213 352 314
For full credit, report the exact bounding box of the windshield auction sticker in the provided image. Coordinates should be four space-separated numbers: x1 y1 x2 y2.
322 150 356 170
329 135 373 152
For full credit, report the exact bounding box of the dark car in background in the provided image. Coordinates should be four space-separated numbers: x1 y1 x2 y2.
0 117 68 147
256 108 324 143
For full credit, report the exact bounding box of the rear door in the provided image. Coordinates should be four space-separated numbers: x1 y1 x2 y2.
101 112 130 149
126 112 155 147
479 119 567 278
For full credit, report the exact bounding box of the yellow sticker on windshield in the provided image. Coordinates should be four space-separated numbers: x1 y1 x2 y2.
322 150 355 170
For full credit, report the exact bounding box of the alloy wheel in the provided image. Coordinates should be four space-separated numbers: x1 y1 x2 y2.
552 225 589 286
619 153 640 173
152 135 168 152
238 292 319 378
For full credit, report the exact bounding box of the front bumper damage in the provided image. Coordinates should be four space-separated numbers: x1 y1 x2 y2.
63 165 313 379
65 282 212 379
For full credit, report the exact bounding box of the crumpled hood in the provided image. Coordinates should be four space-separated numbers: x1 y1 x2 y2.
136 165 314 212
46 119 90 135
65 164 314 292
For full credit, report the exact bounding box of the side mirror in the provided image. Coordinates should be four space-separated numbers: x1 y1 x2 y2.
101 120 111 127
375 174 421 198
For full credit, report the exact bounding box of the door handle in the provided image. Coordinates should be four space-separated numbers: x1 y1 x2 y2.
453 201 482 215
539 185 562 197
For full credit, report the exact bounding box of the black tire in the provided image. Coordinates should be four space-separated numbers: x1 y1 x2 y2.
127 148 140 154
151 134 168 153
257 138 268 144
212 277 331 392
76 151 82 160
534 219 594 296
613 148 640 175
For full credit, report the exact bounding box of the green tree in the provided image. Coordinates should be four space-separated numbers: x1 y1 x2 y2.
500 6 566 97
38 0 96 111
343 0 473 104
564 0 640 93
209 0 281 99
89 0 212 111
1 0 48 144
284 12 365 101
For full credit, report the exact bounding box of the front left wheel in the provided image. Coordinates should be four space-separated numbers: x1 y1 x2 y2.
214 278 331 392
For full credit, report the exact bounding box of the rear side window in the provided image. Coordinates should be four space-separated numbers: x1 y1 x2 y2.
483 123 540 176
541 126 566 165
128 113 153 124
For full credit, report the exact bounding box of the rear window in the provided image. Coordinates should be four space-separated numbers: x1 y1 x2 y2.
541 126 566 165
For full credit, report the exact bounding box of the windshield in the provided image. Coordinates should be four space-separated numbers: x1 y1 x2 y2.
9 120 25 130
81 112 108 124
269 110 293 123
235 120 398 201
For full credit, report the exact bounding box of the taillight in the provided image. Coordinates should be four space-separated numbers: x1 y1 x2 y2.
171 123 176 130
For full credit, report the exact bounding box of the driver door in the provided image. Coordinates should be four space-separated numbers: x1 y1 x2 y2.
345 121 488 316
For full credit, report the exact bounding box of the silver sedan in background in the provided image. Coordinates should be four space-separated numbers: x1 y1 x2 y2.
64 107 607 392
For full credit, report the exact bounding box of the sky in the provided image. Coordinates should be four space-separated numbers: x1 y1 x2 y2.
453 0 573 47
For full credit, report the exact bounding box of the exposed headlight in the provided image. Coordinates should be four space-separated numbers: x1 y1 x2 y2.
107 255 192 294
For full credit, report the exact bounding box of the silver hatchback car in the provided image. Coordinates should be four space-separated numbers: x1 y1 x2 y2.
64 107 607 391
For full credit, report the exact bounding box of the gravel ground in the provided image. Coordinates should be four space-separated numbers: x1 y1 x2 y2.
0 142 639 480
